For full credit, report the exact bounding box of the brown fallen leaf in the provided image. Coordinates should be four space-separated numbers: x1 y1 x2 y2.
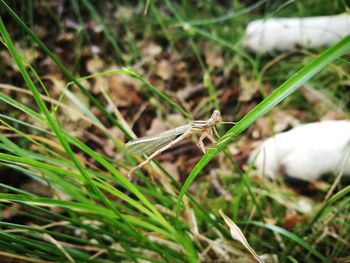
204 45 224 68
321 110 348 120
61 87 90 122
140 41 162 59
284 215 306 230
252 108 300 139
157 59 174 80
2 203 21 220
145 118 168 136
114 5 134 20
56 32 75 43
161 162 180 181
264 217 277 226
220 210 264 263
87 19 103 33
33 25 48 39
238 77 260 102
86 57 105 73
106 74 142 106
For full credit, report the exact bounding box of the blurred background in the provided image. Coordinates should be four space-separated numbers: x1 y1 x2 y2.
0 1 349 262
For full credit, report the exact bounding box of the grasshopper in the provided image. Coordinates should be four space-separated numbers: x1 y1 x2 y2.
126 110 233 176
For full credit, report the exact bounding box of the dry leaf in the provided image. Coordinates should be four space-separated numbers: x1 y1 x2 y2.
321 110 348 120
107 74 142 106
56 32 74 43
145 118 168 136
114 5 134 20
220 210 264 263
91 76 108 95
2 203 21 220
43 76 66 98
157 60 174 80
33 25 48 39
164 113 187 129
253 108 300 138
204 45 224 68
20 46 40 65
264 217 277 225
86 57 104 73
284 214 306 230
141 41 162 58
238 77 259 102
161 162 180 181
87 20 103 33
61 88 89 122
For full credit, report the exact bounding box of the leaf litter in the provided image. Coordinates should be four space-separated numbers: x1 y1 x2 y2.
1 1 349 262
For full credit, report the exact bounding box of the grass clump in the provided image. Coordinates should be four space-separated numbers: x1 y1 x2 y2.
0 1 349 262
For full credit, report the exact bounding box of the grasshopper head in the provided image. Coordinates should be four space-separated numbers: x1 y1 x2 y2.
208 110 222 126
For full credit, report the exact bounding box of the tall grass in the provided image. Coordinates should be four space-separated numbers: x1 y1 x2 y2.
0 1 349 262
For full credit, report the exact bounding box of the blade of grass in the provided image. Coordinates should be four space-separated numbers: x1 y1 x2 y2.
0 16 121 208
122 68 192 119
0 231 101 262
175 0 267 26
0 194 151 257
309 185 350 226
0 0 130 138
242 221 330 262
0 16 150 244
79 0 122 62
176 34 350 215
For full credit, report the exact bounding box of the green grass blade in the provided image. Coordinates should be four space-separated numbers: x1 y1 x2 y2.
79 0 122 62
0 0 130 138
0 17 148 241
0 16 105 204
243 221 330 262
177 34 350 213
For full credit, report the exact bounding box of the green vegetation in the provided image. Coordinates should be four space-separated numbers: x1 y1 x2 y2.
0 1 349 262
